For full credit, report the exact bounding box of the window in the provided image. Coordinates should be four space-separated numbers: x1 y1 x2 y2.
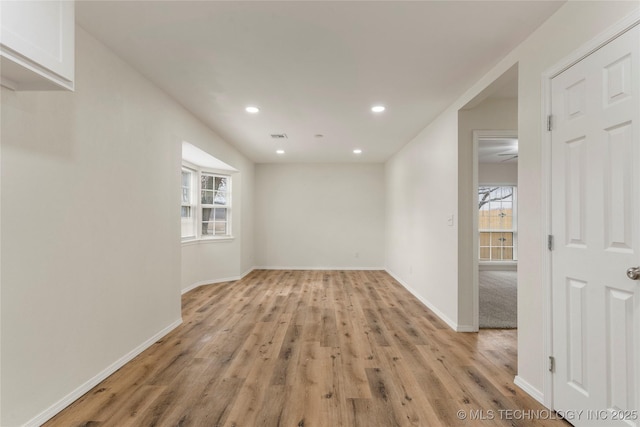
200 173 230 237
181 168 196 239
479 186 517 261
181 166 232 241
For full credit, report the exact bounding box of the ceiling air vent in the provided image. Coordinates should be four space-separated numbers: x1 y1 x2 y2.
270 133 288 139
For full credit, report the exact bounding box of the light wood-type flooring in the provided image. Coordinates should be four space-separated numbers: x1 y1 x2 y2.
45 270 569 427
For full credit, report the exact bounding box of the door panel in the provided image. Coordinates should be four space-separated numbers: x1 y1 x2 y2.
604 54 632 105
607 287 635 412
565 137 587 247
566 277 588 396
604 122 633 251
551 24 639 426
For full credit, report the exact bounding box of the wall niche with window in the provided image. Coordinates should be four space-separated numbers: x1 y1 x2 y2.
181 141 237 242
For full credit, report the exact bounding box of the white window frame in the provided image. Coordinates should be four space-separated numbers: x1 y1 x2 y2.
181 166 196 240
478 185 518 261
181 161 233 243
199 171 232 240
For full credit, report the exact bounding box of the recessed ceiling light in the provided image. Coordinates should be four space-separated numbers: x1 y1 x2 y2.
371 105 386 113
276 150 285 154
245 106 260 113
353 149 363 154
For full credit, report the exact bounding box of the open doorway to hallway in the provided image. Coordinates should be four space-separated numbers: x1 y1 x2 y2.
477 138 518 329
457 63 518 334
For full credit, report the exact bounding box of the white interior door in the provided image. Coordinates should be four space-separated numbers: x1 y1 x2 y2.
551 24 639 426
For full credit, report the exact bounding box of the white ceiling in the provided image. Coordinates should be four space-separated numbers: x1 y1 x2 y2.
76 1 564 164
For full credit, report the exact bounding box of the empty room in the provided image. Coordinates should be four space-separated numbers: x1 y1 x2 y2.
1 1 639 426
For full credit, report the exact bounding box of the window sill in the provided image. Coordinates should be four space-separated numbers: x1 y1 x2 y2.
182 236 235 246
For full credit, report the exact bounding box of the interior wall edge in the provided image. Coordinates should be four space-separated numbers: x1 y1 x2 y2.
182 277 243 295
384 269 459 332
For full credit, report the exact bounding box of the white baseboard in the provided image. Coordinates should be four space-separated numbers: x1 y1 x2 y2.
182 276 241 294
385 269 463 332
181 268 257 294
514 375 545 405
25 318 183 427
181 267 385 295
455 324 476 332
253 266 385 271
240 267 255 279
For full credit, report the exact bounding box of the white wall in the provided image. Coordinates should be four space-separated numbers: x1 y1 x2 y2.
1 26 253 426
385 112 460 328
385 97 518 331
386 0 639 399
255 163 385 269
240 165 255 275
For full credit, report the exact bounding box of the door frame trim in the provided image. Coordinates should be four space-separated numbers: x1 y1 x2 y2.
540 10 640 410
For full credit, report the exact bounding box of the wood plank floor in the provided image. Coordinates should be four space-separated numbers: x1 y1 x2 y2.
45 270 569 427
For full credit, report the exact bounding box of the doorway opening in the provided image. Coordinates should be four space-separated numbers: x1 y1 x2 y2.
475 135 518 329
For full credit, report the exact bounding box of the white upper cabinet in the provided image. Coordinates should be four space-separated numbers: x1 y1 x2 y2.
1 0 75 91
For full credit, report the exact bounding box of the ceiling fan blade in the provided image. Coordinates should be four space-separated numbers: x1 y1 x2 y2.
500 155 518 162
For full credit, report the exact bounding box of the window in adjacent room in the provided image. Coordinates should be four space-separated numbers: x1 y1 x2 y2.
478 186 517 261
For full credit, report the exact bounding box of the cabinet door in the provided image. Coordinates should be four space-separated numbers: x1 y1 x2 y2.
1 0 74 90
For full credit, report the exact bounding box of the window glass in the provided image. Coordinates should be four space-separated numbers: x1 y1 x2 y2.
479 186 516 261
191 171 232 239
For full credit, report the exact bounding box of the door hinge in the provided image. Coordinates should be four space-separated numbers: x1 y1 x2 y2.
549 356 556 373
547 115 553 131
548 235 554 251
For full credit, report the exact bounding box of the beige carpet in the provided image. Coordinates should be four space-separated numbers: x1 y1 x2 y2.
479 270 517 329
